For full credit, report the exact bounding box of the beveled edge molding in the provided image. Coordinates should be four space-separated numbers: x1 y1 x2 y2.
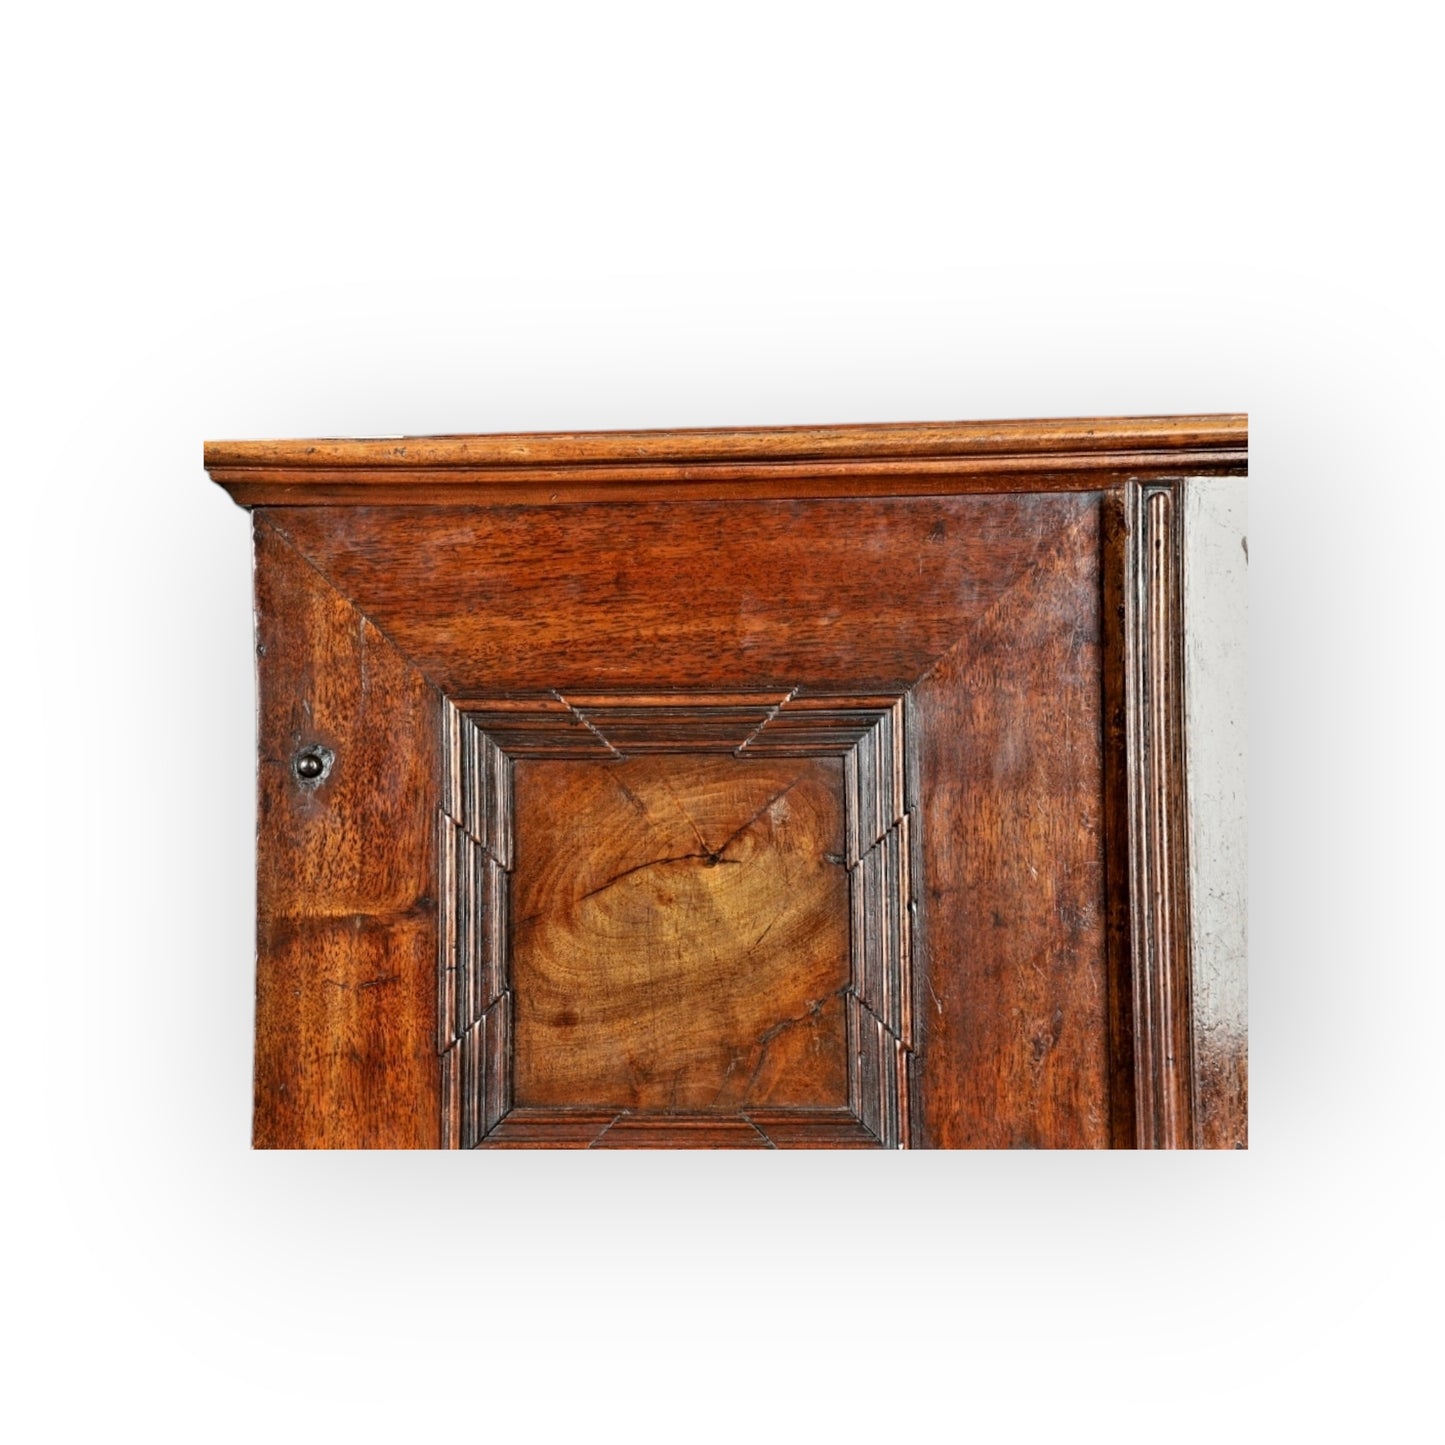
440 691 918 1148
843 697 915 1150
1124 480 1197 1148
206 414 1247 505
437 712 514 1150
449 689 911 759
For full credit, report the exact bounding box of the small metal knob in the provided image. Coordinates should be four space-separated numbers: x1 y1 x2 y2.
293 745 334 784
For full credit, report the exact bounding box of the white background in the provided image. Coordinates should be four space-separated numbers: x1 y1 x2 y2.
6 3 1438 1439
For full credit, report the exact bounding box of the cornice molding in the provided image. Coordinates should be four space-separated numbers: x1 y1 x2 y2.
207 414 1247 506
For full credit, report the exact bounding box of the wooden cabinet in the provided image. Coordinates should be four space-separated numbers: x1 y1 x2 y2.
205 415 1247 1149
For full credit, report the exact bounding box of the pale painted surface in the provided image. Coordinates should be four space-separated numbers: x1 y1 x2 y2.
1183 477 1249 1087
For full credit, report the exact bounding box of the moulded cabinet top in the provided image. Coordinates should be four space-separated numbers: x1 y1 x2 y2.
204 414 1247 507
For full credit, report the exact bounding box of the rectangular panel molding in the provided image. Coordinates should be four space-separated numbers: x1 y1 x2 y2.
208 414 1248 1149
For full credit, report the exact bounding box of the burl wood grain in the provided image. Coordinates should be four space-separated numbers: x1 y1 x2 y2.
510 755 850 1111
252 520 439 1148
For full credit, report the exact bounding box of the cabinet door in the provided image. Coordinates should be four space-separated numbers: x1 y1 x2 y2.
210 418 1247 1148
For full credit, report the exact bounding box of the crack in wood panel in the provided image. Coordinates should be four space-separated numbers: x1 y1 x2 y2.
507 754 851 1115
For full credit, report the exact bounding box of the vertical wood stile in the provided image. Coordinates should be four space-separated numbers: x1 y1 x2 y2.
1126 482 1197 1148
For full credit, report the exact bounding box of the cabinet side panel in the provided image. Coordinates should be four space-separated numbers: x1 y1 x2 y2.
252 519 440 1148
1183 478 1249 1148
911 497 1112 1148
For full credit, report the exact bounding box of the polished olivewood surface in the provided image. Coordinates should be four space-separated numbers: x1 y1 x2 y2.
212 416 1248 1148
511 755 849 1112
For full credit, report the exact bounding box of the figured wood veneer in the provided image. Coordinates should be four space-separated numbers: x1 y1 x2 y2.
212 415 1247 1149
510 754 851 1113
